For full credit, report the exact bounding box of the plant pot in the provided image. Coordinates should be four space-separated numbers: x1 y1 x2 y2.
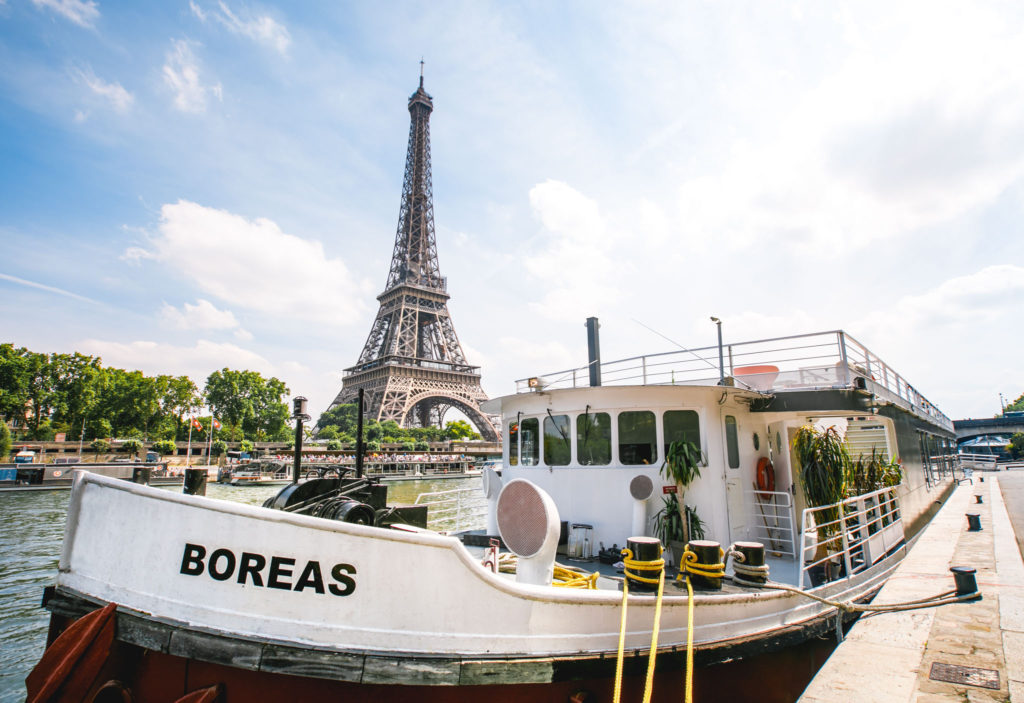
668 540 686 569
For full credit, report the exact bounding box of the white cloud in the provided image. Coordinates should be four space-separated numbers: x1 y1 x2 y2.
160 299 242 332
32 0 98 28
131 200 369 326
162 40 221 114
190 1 290 55
674 6 1024 254
73 67 133 112
77 338 271 384
524 180 624 321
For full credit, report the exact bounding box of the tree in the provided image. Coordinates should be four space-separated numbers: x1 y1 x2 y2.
0 422 11 460
317 403 359 436
444 420 478 440
326 439 343 451
152 439 177 456
1009 433 1024 460
1006 393 1024 414
318 425 339 440
240 439 254 454
205 369 289 441
121 438 144 457
211 440 228 457
90 438 110 459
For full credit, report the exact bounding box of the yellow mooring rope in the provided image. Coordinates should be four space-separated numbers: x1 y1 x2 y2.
613 547 667 703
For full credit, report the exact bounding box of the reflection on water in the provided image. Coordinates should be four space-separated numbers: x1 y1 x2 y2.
0 477 480 702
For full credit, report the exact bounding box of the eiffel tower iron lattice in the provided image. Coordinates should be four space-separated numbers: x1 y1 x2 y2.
330 75 498 442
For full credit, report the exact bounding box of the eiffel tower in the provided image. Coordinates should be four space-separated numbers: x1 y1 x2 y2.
330 73 498 441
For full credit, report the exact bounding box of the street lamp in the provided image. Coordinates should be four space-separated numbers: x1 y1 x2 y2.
710 317 724 385
291 396 310 484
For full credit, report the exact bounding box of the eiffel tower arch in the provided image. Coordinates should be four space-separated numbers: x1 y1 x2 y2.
330 73 498 442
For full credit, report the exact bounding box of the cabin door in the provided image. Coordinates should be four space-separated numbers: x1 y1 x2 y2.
722 413 748 543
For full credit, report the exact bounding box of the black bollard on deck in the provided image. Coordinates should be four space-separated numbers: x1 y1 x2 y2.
950 566 979 597
686 540 724 590
623 536 663 592
184 468 207 496
974 494 984 504
132 467 152 485
732 541 767 585
966 513 982 531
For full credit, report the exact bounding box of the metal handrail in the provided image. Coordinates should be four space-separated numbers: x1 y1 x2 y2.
797 486 904 590
415 487 487 532
514 330 952 431
745 489 796 557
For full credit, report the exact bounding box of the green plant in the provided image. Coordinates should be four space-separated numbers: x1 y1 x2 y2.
660 440 704 486
240 439 254 454
0 422 11 460
414 441 430 451
211 440 228 457
90 438 110 457
152 439 177 456
121 438 144 456
793 425 848 564
326 439 343 451
365 440 381 452
653 494 706 544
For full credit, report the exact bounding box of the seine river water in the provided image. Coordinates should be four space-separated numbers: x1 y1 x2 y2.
0 477 480 703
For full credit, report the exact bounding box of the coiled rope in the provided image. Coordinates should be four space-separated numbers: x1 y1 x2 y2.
613 547 667 703
677 546 725 583
493 553 598 589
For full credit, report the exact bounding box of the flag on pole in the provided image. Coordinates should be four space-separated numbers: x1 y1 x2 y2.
191 417 202 430
213 419 222 430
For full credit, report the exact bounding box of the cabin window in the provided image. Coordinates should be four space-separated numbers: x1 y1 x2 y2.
508 422 519 466
618 411 657 465
725 415 740 468
520 418 540 466
577 411 611 465
664 410 700 457
543 414 571 466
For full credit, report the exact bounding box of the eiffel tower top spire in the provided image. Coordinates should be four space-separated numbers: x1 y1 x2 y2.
385 70 439 291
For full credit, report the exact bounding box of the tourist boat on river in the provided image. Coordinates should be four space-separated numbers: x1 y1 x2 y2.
31 329 960 702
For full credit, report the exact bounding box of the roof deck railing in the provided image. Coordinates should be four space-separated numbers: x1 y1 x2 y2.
514 330 952 432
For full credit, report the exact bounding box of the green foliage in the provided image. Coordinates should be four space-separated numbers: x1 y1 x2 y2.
0 422 11 460
399 441 415 451
121 438 144 456
317 425 339 440
653 493 705 544
660 440 704 487
239 439 254 454
30 420 56 441
414 441 430 451
1008 432 1024 460
846 449 904 496
152 439 177 456
326 439 343 451
793 425 848 541
90 438 110 454
204 369 289 441
1005 393 1024 414
444 420 478 440
211 440 228 457
365 440 381 452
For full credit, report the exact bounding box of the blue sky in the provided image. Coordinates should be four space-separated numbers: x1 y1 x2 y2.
2 0 1023 424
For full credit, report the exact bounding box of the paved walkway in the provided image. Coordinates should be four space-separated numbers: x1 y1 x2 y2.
799 474 1024 702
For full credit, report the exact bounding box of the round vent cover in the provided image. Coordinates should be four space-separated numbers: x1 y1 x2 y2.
482 467 502 499
497 479 552 558
629 474 655 501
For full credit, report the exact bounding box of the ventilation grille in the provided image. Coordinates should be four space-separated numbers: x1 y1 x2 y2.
630 474 655 500
497 480 550 557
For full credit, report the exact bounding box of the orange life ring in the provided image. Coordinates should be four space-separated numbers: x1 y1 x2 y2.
756 457 775 494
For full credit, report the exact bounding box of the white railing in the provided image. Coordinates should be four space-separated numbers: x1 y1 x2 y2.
514 330 952 432
745 490 796 558
798 486 904 590
415 487 488 533
958 453 998 470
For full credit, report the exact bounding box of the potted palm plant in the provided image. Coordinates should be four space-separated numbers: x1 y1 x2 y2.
793 425 848 584
657 440 706 563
